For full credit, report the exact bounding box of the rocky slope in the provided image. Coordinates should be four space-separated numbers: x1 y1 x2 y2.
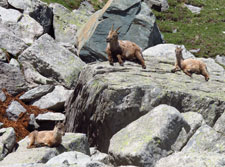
0 0 224 166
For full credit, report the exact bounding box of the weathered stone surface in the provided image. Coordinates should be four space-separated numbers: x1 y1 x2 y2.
216 55 225 67
0 0 8 8
0 127 16 160
65 44 225 152
18 34 85 88
155 152 225 167
184 4 202 14
32 85 73 111
72 1 94 30
6 100 26 121
29 114 39 130
49 3 77 46
36 112 65 122
182 125 225 153
0 62 27 95
0 48 7 62
108 105 189 167
77 0 163 63
19 85 54 103
0 23 28 56
9 58 20 68
0 133 89 165
171 112 205 151
29 3 53 34
46 151 106 167
214 112 225 134
0 89 6 102
0 6 22 23
144 0 169 11
90 147 110 165
5 14 44 44
62 133 90 155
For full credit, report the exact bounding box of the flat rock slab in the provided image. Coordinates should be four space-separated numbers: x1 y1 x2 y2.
32 85 73 111
35 112 65 121
155 152 225 167
65 44 225 152
0 6 22 23
19 85 54 103
0 62 28 95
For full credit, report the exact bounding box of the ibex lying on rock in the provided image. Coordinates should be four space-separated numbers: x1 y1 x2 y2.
27 122 65 149
171 46 209 81
106 24 146 69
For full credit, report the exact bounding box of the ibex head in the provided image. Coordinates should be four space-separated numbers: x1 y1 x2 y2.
54 121 65 136
106 24 121 43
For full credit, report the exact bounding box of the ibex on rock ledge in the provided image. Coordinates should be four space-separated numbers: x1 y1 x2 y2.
171 46 209 81
27 122 65 149
106 24 146 69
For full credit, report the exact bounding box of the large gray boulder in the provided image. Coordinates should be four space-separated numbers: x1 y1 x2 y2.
143 0 169 11
18 34 86 88
182 125 225 153
0 133 89 165
65 44 225 152
49 3 78 46
32 85 73 111
6 100 26 121
8 0 53 34
0 127 16 160
0 62 28 95
214 112 225 134
171 112 205 151
77 0 163 63
4 14 44 44
155 152 225 167
0 6 22 23
108 105 190 167
0 23 28 56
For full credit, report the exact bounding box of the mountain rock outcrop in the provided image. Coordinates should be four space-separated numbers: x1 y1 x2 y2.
77 0 163 63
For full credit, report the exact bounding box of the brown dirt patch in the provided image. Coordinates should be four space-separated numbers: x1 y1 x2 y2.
0 89 51 141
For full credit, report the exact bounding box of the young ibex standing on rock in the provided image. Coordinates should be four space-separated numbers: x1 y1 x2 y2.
171 46 209 81
27 122 65 149
106 24 146 69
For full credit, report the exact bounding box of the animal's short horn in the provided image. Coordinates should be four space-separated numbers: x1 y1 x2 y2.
115 26 122 32
111 24 114 31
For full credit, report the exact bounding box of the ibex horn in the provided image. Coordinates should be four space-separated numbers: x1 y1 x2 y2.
111 24 114 31
115 26 122 32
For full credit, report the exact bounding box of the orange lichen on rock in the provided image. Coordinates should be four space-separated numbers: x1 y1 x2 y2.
0 89 51 141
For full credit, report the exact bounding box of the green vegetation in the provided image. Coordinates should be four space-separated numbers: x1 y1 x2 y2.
41 0 107 11
152 0 225 58
41 0 224 58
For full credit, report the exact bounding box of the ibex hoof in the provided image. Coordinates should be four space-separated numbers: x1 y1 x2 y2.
205 78 209 81
109 63 114 66
120 63 124 66
142 65 146 69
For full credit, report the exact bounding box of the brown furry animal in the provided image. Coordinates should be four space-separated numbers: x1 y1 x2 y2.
106 24 146 69
27 122 65 149
171 46 209 81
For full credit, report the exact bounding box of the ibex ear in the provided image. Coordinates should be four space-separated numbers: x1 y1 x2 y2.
115 26 122 33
